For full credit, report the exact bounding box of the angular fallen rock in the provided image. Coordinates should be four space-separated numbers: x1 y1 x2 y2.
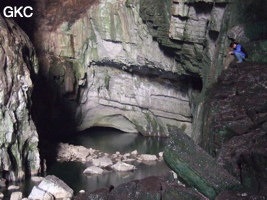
139 154 157 161
28 175 73 200
164 127 242 199
31 176 44 182
111 161 136 172
10 191 23 200
92 156 113 168
131 150 138 155
8 185 20 190
84 166 104 175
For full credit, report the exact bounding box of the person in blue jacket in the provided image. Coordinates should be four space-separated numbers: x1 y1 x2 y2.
229 41 246 63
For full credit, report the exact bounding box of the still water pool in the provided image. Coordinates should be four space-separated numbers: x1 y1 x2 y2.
46 128 171 195
1 128 171 199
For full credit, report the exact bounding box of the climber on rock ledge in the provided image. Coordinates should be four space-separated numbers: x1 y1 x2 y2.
229 41 248 63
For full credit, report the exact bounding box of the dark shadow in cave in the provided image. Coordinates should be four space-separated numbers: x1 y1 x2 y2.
31 73 78 172
61 127 167 154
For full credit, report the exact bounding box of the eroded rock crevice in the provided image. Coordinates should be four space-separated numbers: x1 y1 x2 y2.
0 16 40 181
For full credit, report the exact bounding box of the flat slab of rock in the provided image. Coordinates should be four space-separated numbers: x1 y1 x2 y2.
10 191 23 200
164 127 242 199
92 156 113 168
139 154 157 161
28 175 73 200
31 176 44 182
84 166 104 175
111 161 136 172
8 185 20 190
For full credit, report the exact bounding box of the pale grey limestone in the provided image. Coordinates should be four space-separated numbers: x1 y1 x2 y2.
35 0 193 137
76 65 192 136
92 157 113 168
111 161 137 172
139 154 158 161
83 166 104 175
10 192 23 200
8 185 20 190
28 175 73 200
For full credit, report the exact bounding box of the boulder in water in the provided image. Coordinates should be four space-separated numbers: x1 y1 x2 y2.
139 154 158 161
28 175 73 200
111 161 136 172
10 191 23 200
84 166 104 175
92 156 113 168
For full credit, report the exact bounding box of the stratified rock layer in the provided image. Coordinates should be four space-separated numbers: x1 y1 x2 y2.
76 65 192 136
164 127 241 199
33 0 194 136
0 16 40 181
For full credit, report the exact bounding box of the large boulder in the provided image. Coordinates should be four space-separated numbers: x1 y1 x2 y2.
111 161 136 172
74 172 207 200
83 166 104 175
92 156 113 168
164 127 241 199
10 192 23 200
28 175 73 200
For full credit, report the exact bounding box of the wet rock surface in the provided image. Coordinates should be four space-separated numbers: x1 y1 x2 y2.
56 142 163 174
74 172 208 200
28 175 74 200
164 127 241 200
202 63 267 196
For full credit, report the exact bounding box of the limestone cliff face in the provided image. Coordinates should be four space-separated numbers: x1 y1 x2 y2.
33 0 194 136
32 0 267 138
0 16 40 181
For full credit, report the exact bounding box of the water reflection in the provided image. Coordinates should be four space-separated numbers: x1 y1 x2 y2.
47 127 170 194
47 160 170 194
61 127 167 154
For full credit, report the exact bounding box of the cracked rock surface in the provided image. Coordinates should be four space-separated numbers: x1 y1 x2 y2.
0 16 40 181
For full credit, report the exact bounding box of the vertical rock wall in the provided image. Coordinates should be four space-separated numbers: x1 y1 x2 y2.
0 16 40 181
139 0 232 142
33 0 193 137
31 0 267 139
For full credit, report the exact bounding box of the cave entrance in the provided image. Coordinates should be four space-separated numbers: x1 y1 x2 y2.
60 127 167 154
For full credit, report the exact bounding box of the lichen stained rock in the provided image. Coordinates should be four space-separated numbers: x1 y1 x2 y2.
164 126 241 200
33 0 194 137
0 16 40 181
